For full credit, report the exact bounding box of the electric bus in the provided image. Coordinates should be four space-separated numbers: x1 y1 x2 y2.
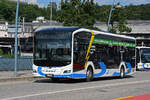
136 46 150 70
33 27 136 81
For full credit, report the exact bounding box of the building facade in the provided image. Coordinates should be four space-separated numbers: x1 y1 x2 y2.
95 20 150 46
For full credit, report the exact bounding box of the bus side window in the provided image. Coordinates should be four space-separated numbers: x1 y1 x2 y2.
136 49 140 62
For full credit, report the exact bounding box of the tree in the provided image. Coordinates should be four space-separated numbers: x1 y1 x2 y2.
57 0 98 28
0 0 59 22
0 0 16 21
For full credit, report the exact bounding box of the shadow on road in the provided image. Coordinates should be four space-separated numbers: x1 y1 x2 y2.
137 69 150 72
33 75 134 84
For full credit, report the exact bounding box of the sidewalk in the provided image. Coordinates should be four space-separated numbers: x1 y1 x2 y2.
0 70 40 82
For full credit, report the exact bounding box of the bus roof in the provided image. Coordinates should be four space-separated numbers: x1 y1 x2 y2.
35 27 135 41
93 30 135 40
73 28 136 41
35 27 81 33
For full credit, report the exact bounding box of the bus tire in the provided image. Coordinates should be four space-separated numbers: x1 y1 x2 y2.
120 67 125 78
86 67 93 82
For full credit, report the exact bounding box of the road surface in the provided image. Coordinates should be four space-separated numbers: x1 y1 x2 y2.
0 70 150 100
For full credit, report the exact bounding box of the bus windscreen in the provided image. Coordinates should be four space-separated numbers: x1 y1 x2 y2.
34 31 72 66
141 48 150 63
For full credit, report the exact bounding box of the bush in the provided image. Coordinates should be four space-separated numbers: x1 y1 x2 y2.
3 53 14 58
0 49 3 56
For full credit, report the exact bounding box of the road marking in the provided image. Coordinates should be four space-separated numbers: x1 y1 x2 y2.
113 94 150 100
112 96 133 100
2 80 150 100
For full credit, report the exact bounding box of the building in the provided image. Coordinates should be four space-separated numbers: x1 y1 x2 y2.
0 20 62 53
0 20 150 54
95 20 150 46
0 22 8 37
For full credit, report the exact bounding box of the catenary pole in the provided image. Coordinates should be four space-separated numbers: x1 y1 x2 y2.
14 0 20 77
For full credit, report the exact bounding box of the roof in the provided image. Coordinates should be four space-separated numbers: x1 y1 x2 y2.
73 28 136 40
35 27 135 41
35 27 81 33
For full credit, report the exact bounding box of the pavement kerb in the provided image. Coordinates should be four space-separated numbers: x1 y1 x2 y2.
0 76 47 82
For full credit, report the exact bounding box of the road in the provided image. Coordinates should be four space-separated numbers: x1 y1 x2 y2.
0 70 150 100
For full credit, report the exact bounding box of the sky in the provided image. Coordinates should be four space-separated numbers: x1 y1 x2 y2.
12 0 150 7
98 0 150 6
37 0 150 7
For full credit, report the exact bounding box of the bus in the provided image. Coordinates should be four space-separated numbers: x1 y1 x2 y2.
33 27 136 81
136 46 150 70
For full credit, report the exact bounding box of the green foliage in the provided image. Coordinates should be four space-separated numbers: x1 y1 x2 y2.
0 49 3 56
3 53 14 58
57 0 98 28
0 0 16 21
125 4 150 20
0 0 57 22
0 49 14 58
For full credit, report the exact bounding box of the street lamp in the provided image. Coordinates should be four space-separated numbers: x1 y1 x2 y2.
107 0 122 32
14 0 20 77
107 0 116 32
50 0 53 22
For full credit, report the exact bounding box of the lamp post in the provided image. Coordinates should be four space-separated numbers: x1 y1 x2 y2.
14 0 20 77
107 0 116 32
107 1 122 32
50 0 52 21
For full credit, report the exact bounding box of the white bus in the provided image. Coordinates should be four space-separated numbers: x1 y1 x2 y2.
136 46 150 70
33 27 136 81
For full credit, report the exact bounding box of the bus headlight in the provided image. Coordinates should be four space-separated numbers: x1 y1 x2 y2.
63 70 71 73
138 64 143 68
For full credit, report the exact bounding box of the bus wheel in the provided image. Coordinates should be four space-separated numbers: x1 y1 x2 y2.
86 67 93 82
120 67 125 78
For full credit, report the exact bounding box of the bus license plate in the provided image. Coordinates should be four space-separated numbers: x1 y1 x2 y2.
46 74 53 77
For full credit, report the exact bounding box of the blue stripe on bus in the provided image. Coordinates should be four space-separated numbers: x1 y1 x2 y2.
37 62 107 78
143 63 146 69
112 72 120 76
94 62 106 77
54 62 107 78
37 66 86 78
142 63 150 69
112 62 132 76
70 74 86 78
125 62 132 74
38 62 135 78
37 66 46 77
54 74 86 78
